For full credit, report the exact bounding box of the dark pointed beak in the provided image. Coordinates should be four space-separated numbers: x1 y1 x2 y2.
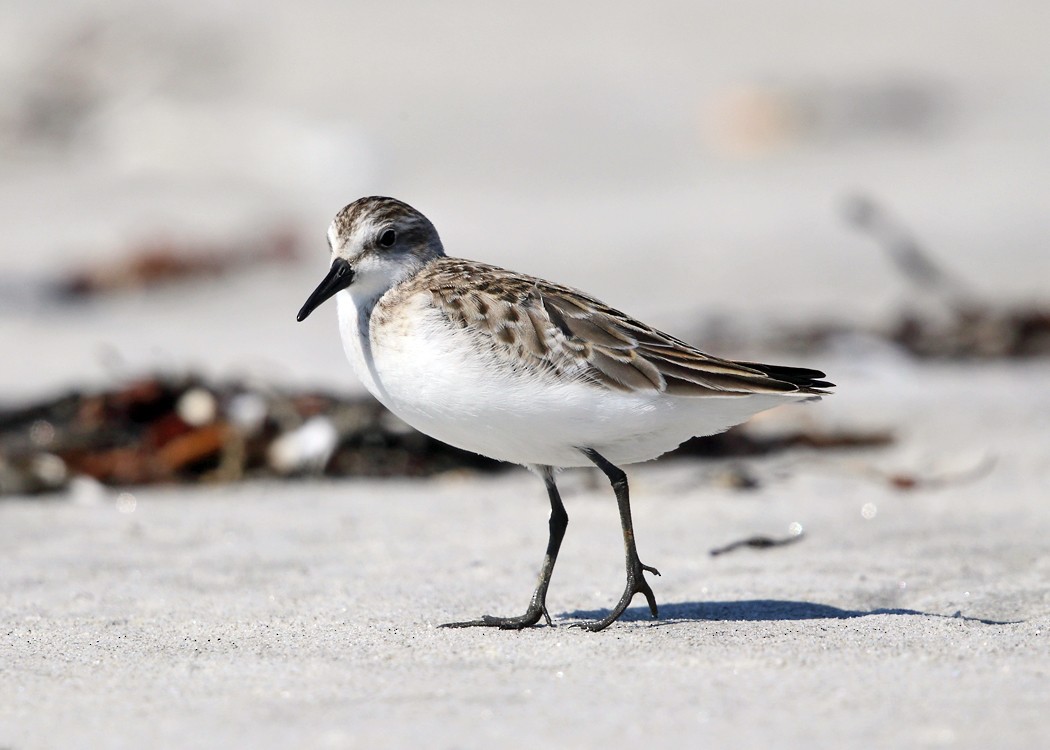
296 258 354 322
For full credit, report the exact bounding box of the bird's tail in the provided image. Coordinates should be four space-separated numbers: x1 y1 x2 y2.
733 361 835 396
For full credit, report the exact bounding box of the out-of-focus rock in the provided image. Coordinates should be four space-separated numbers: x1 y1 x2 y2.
267 416 339 476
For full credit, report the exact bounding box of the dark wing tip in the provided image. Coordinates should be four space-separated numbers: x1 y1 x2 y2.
735 361 835 393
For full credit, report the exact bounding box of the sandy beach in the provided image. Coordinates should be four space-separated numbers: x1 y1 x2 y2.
3 359 1049 748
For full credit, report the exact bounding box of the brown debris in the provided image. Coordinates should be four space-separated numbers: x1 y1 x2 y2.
839 194 1050 359
878 455 996 492
0 375 504 496
673 427 894 458
709 465 762 491
885 305 1050 359
728 195 1050 360
53 230 299 300
709 531 805 557
153 422 232 476
0 374 888 497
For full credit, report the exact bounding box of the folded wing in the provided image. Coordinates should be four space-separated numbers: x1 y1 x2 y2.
427 258 833 398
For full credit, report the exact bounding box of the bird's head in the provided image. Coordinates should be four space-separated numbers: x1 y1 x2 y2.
297 196 445 322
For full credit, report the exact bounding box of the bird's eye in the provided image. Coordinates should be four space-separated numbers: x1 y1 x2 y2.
378 229 397 248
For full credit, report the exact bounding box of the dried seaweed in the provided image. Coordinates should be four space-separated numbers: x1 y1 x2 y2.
52 230 299 300
844 194 1050 358
0 374 888 497
719 195 1050 359
0 375 501 496
675 427 893 458
773 195 1050 359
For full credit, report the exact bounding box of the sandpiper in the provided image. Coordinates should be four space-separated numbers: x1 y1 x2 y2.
297 196 832 631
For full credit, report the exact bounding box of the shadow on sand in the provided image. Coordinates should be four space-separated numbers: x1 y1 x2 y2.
562 599 1018 626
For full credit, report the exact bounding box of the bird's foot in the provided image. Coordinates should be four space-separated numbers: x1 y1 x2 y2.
439 604 552 631
576 561 661 632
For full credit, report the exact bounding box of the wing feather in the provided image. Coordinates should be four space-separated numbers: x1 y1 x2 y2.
421 258 833 397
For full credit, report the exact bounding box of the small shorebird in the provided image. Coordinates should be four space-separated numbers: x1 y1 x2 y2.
297 196 832 631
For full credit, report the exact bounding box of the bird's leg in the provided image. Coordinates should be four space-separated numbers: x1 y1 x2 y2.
578 448 660 632
441 467 567 630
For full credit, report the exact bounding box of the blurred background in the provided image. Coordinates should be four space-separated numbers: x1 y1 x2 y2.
1 0 1048 490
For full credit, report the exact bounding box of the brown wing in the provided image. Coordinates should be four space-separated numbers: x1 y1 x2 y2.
425 258 833 397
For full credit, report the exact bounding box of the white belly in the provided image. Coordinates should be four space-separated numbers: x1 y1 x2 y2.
336 290 795 468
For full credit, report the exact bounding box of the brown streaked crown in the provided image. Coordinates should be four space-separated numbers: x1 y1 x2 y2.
332 196 444 254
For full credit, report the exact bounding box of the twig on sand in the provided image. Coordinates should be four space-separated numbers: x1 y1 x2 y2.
710 530 805 557
876 454 997 491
